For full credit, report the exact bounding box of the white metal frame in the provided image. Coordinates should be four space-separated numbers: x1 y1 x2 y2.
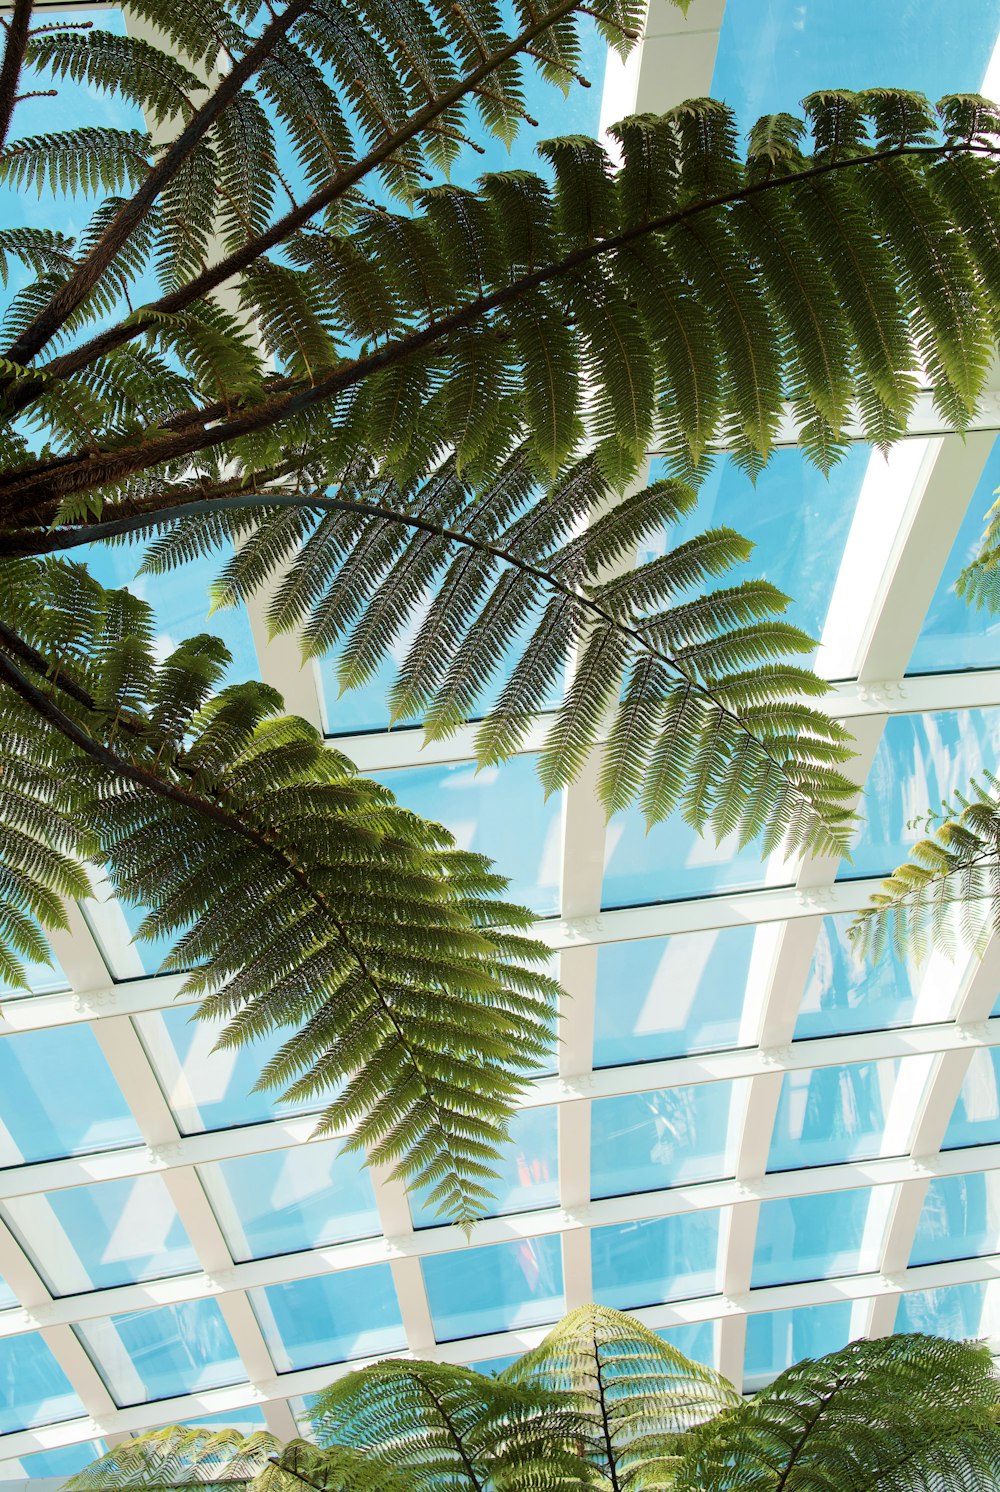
3 0 1000 1473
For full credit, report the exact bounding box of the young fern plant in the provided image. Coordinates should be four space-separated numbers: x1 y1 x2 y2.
64 1305 1000 1492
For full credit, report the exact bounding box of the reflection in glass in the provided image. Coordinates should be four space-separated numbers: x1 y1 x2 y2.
591 1083 735 1199
422 1236 564 1341
76 1301 244 1405
895 1283 992 1340
591 1213 721 1311
410 1107 558 1227
841 709 1000 881
0 1275 15 1310
911 1172 1000 1265
201 1142 381 1260
752 1189 875 1287
0 1334 84 1432
602 813 777 910
943 1048 1000 1150
2 1175 198 1294
0 1026 140 1164
8 1442 107 1480
135 1006 322 1135
744 1303 853 1391
767 1060 899 1171
909 436 1000 673
795 916 924 1039
593 927 754 1066
252 1266 405 1370
378 756 562 916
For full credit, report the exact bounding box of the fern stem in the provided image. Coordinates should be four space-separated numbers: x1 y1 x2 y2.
0 0 589 412
1 138 994 518
592 1334 622 1492
0 0 320 376
0 0 34 155
0 486 849 837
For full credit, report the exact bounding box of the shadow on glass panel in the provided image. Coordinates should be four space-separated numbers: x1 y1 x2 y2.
75 1300 245 1406
894 1282 995 1340
594 927 755 1066
0 1026 140 1165
910 1172 1000 1266
751 1188 878 1288
794 914 934 1040
942 1048 1000 1150
767 1059 900 1172
0 1335 85 1432
590 1083 736 1199
251 1267 406 1372
421 1236 564 1342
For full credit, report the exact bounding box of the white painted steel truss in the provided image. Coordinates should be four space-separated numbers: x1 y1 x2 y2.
2 0 1000 1476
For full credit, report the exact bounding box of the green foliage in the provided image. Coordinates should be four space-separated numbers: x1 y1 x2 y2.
65 1311 1000 1492
0 558 559 1225
851 772 1000 960
502 1303 740 1488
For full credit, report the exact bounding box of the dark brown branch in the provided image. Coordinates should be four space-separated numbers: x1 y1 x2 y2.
0 136 994 518
0 0 588 412
0 0 34 154
0 0 319 374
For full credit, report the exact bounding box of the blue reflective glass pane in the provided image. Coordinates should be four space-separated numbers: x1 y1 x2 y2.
465 1354 521 1376
602 814 775 910
14 1441 106 1479
177 1407 268 1433
752 1189 874 1287
767 1060 898 1171
0 1334 84 1431
252 1266 405 1370
646 447 868 658
2 1175 198 1294
201 1143 381 1260
909 439 1000 673
591 1083 734 1199
712 0 1000 138
594 927 753 1066
0 1026 139 1163
77 1301 244 1405
895 1283 987 1339
83 540 259 687
795 915 923 1040
591 1214 721 1311
658 1322 716 1370
379 757 562 915
0 935 68 998
0 1275 14 1310
135 1006 322 1134
911 1172 1000 1265
841 709 1000 881
744 1304 853 1390
410 1107 558 1227
422 1236 564 1341
943 1047 1000 1149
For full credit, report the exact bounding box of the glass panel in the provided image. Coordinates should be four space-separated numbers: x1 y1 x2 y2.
465 1354 521 1376
252 1266 405 1370
410 1107 558 1227
76 1301 244 1406
751 1188 876 1287
0 1275 15 1311
422 1236 564 1340
744 1303 853 1391
943 1047 1000 1149
658 1322 716 1370
83 891 177 981
377 757 562 916
645 446 868 661
0 933 68 998
593 927 753 1066
590 1082 735 1199
895 1282 995 1340
795 915 927 1040
134 1006 322 1134
911 1172 1000 1265
909 437 1000 673
712 0 1000 138
0 1334 85 1431
2 1175 199 1294
767 1059 901 1171
602 815 779 910
7 1441 107 1480
591 1213 722 1311
200 1141 381 1260
0 1026 140 1164
841 709 1000 881
177 1407 268 1433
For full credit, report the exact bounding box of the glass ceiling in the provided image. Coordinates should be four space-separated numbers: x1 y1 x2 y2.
3 0 1000 1476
